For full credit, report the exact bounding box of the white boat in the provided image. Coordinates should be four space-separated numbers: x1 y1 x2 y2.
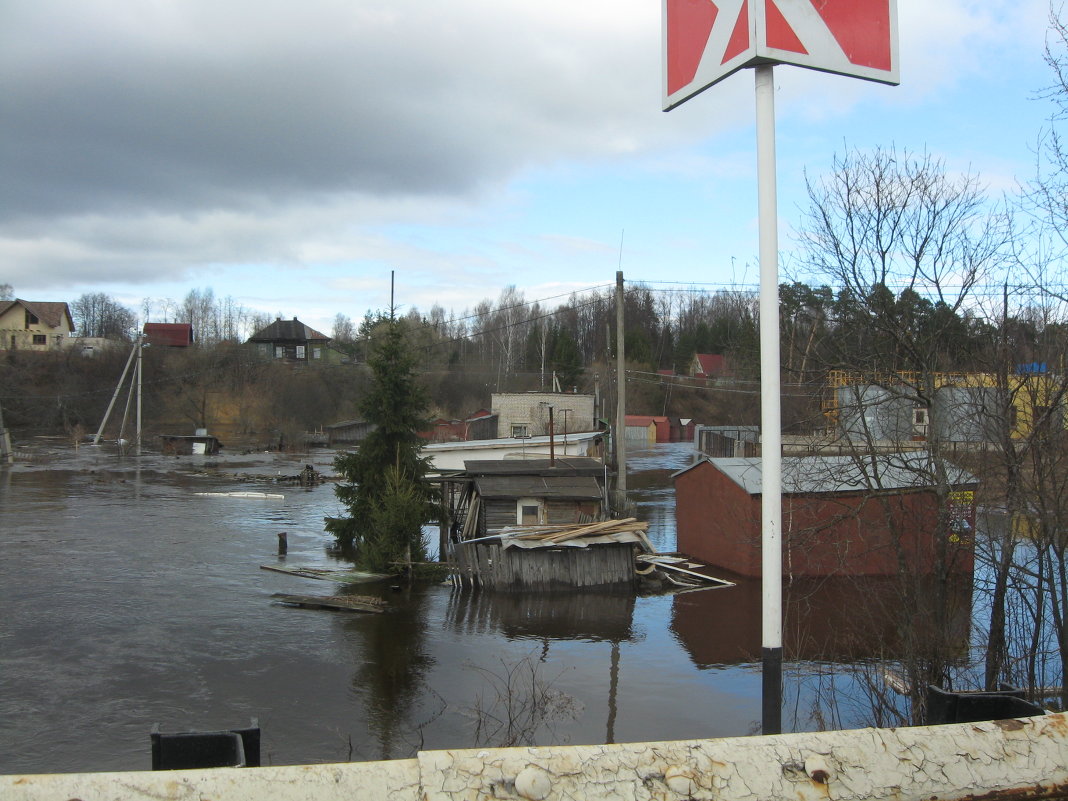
423 431 605 471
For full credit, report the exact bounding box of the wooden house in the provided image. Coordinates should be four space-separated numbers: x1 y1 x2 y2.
0 299 75 351
673 454 978 578
248 317 330 362
463 457 607 534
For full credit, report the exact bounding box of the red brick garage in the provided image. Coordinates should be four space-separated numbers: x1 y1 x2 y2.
673 454 977 578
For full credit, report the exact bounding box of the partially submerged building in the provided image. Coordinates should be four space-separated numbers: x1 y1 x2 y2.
457 457 608 537
674 453 978 578
447 458 647 591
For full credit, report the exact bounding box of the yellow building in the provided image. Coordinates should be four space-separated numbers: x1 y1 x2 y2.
825 369 1066 441
0 299 75 351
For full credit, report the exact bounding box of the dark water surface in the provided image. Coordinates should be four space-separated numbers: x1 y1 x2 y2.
1 443 855 774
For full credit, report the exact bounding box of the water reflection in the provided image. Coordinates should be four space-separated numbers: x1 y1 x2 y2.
343 585 435 761
673 574 972 667
445 589 638 643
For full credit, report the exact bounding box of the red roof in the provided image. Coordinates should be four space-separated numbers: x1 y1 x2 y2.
143 323 194 347
625 415 669 426
694 353 727 377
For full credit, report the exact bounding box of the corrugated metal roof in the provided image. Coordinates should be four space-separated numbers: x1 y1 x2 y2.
675 454 979 496
475 474 603 500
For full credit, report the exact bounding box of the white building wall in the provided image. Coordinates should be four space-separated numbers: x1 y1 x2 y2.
491 393 596 439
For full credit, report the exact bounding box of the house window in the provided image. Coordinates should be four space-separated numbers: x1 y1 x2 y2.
313 347 321 359
274 346 284 358
296 345 306 360
913 407 929 436
258 343 269 356
517 498 543 525
32 334 46 346
511 424 530 438
25 311 38 328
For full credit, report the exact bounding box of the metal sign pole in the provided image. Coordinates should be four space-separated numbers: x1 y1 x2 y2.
755 63 783 736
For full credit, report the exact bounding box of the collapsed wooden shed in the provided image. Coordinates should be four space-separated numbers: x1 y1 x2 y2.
446 458 648 591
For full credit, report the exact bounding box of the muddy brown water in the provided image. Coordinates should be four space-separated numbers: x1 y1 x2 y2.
1 442 877 774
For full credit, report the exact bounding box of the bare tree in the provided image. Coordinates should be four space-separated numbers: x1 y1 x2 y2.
71 292 136 339
798 146 1013 722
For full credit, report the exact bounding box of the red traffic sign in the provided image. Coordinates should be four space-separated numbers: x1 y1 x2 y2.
664 0 899 110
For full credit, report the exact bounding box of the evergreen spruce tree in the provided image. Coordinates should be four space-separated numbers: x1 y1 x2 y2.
326 315 438 571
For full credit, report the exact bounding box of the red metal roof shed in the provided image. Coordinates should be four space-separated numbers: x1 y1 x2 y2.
143 323 194 347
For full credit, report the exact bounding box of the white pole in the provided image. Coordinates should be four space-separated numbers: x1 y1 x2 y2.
136 335 143 456
614 271 627 505
756 63 783 735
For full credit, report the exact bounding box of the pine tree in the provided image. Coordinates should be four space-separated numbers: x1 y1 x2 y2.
326 316 438 570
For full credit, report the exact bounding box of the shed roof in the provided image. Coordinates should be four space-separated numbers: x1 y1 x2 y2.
143 322 193 346
625 415 668 427
673 454 979 496
248 317 330 343
475 474 603 500
465 457 604 477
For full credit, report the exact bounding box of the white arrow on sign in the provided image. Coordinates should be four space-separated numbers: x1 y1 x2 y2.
663 0 898 111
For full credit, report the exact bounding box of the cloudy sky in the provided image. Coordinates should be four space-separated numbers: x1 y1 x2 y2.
0 0 1056 333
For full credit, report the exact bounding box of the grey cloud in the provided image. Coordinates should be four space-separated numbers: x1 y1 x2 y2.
1 0 665 223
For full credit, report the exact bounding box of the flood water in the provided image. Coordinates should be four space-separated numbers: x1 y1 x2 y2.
1 442 882 774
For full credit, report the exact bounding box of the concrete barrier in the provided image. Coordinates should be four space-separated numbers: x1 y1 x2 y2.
3 712 1066 801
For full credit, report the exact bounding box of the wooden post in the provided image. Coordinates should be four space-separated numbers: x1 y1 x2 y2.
277 532 288 555
0 399 12 465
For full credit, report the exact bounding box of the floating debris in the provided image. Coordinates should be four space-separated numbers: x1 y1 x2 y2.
259 564 392 583
195 491 285 499
636 553 735 588
270 592 385 613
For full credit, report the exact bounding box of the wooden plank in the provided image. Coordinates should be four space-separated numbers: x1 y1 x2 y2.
636 554 734 587
270 592 385 613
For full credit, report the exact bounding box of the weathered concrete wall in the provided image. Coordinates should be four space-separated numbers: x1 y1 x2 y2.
4 713 1066 801
492 393 596 438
